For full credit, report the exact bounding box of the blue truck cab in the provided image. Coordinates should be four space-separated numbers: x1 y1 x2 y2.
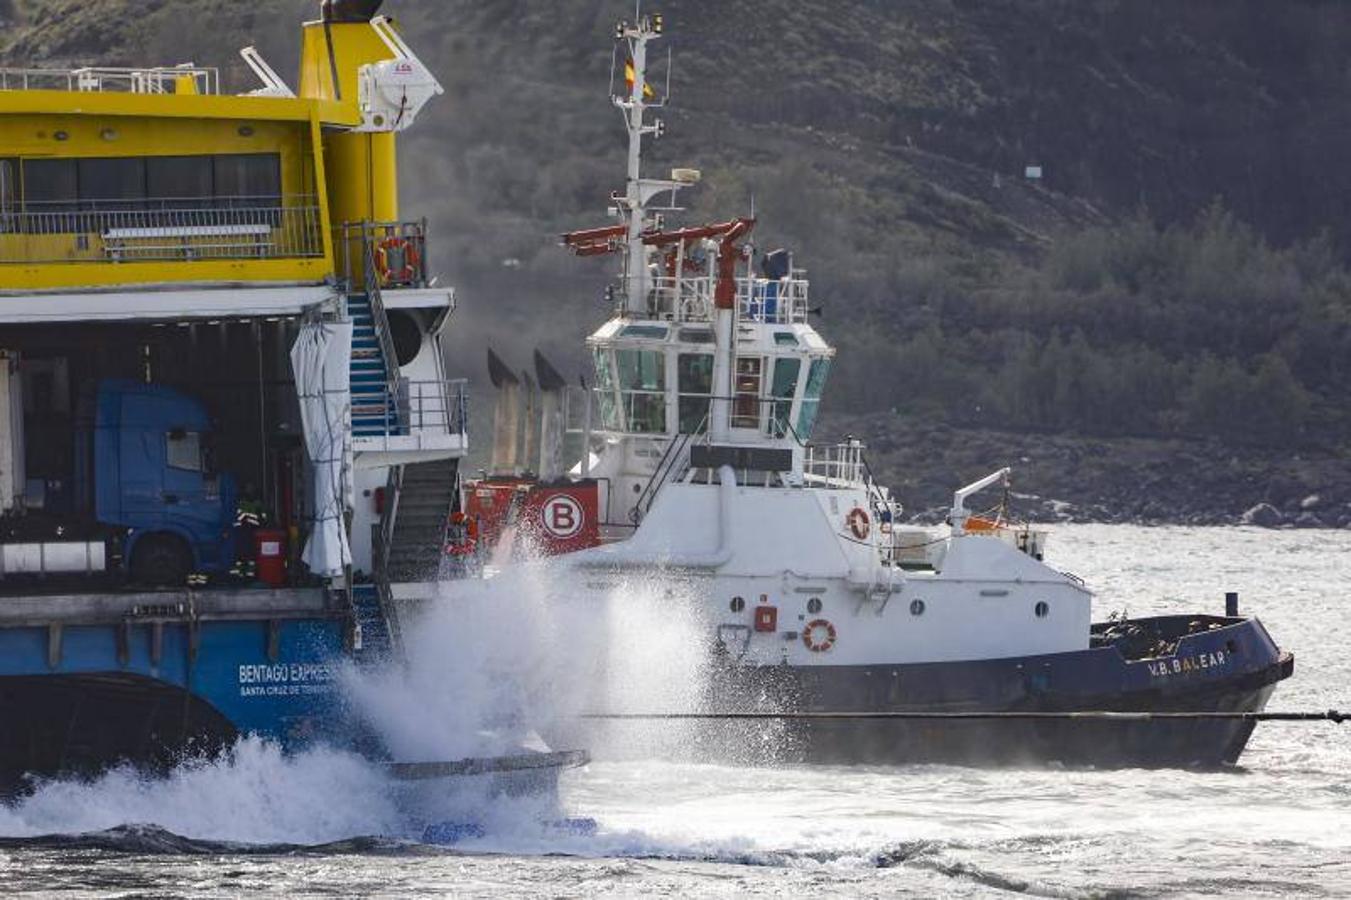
75 380 237 585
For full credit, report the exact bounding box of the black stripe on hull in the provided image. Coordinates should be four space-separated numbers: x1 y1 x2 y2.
709 616 1294 769
769 681 1281 768
0 674 238 798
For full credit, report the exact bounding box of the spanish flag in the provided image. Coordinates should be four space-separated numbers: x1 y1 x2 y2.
624 57 656 100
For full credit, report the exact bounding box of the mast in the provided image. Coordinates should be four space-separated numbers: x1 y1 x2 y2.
614 11 668 316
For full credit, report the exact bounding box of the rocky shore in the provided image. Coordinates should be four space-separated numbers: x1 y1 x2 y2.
822 413 1351 529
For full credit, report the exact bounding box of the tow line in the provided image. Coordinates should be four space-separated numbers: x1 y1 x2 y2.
580 710 1346 723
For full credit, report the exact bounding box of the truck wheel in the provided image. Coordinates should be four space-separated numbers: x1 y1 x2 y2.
131 534 192 586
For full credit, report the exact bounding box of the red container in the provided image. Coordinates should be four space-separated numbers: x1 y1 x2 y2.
462 477 602 559
254 529 288 587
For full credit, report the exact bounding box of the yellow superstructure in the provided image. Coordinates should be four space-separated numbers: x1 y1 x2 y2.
298 15 402 226
0 4 425 294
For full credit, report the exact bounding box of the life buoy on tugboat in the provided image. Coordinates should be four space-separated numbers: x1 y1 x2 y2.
374 236 420 285
802 618 837 652
846 507 870 540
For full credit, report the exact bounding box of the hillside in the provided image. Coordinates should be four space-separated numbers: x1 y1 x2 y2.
3 0 1349 519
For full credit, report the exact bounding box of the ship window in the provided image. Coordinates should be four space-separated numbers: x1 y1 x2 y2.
774 332 799 346
768 357 800 438
616 348 666 433
678 328 714 344
213 153 281 204
166 430 203 472
17 152 285 228
78 157 146 209
620 324 668 340
732 356 763 430
677 353 713 433
147 155 214 206
22 159 78 209
795 358 831 440
591 349 622 431
0 159 16 232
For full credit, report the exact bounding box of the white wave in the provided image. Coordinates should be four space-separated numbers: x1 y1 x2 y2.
0 737 400 845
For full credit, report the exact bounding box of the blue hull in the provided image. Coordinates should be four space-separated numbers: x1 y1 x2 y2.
0 591 353 794
716 615 1294 768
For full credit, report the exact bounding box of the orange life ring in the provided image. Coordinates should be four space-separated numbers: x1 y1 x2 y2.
802 618 837 653
375 236 420 285
846 507 870 540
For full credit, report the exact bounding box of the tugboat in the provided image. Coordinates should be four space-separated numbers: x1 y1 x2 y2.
465 10 1294 768
0 0 584 800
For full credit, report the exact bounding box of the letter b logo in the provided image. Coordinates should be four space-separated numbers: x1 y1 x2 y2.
540 495 584 539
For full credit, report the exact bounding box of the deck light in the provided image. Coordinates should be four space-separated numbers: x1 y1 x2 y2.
652 13 663 34
100 128 118 141
614 20 627 40
53 130 68 141
238 125 255 137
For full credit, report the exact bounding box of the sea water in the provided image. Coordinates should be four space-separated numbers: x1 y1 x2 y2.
0 525 1347 897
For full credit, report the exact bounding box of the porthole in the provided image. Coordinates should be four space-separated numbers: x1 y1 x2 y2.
910 599 925 616
1035 601 1049 619
730 596 745 613
807 597 823 614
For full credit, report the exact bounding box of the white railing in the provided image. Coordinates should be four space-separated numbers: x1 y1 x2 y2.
649 275 714 322
0 197 323 263
352 379 470 440
803 441 870 487
739 274 810 324
646 273 810 324
0 65 220 95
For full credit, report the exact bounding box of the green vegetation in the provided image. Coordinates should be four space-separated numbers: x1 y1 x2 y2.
833 204 1350 445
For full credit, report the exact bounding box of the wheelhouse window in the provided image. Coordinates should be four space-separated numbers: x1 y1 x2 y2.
796 358 831 440
616 348 666 433
677 352 713 434
732 356 763 430
619 324 668 340
768 357 801 438
592 348 622 431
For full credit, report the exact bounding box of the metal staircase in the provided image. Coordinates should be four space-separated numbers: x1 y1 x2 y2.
347 292 404 438
385 458 460 582
631 430 697 524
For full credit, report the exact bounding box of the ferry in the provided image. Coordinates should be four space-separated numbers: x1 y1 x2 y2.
0 0 581 797
463 11 1295 768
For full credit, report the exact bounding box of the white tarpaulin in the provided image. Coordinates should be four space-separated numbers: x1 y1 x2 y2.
291 321 354 578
